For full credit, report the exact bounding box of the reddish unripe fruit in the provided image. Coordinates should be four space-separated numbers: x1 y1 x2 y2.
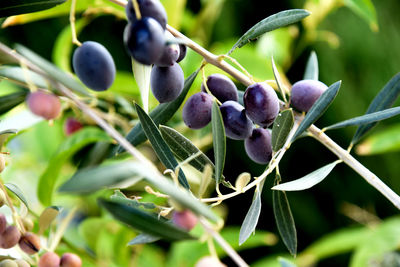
27 91 61 120
201 74 238 103
60 253 82 267
0 259 18 267
38 252 60 267
244 82 279 127
182 92 213 129
290 80 328 112
15 259 30 267
64 118 83 136
0 214 6 234
172 210 198 231
18 232 41 255
195 256 226 267
0 225 21 248
244 128 272 164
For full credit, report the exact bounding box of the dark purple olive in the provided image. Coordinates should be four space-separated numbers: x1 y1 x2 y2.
126 0 167 29
182 92 213 129
176 44 187 63
154 32 180 67
290 79 328 112
150 62 184 103
201 74 238 103
220 101 253 140
244 128 272 164
0 225 20 249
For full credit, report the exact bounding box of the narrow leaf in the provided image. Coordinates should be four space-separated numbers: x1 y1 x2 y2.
356 124 400 155
38 127 112 205
271 57 287 99
273 174 297 255
0 66 48 88
111 190 156 210
325 106 400 131
278 257 298 267
4 183 28 208
115 70 198 154
304 51 318 80
0 129 18 148
352 73 400 144
38 206 60 235
272 161 339 191
14 44 90 96
135 103 189 189
0 0 66 18
128 233 160 245
99 199 194 241
60 161 219 222
132 60 152 113
0 91 28 115
239 190 262 245
291 81 341 141
159 125 222 180
271 109 294 151
211 101 226 184
344 0 378 31
229 9 310 54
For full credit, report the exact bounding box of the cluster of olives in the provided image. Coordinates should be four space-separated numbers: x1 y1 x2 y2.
183 74 328 164
38 252 81 267
123 0 187 103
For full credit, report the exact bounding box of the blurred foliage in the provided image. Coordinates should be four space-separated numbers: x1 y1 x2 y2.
0 0 400 266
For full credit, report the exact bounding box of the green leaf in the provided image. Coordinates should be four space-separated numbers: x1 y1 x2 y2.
4 183 28 208
14 44 90 96
291 81 341 141
159 125 222 180
325 106 400 131
278 258 298 267
0 0 66 18
110 190 156 210
271 57 287 99
356 124 400 155
38 206 60 235
38 127 112 205
211 101 226 184
239 190 262 246
0 43 19 64
0 91 28 116
352 73 400 144
273 174 297 255
229 9 310 54
0 66 48 88
271 109 294 151
60 161 219 222
115 70 198 154
132 60 152 113
128 233 160 245
344 0 378 31
303 51 318 80
272 161 339 191
99 199 195 241
0 129 18 149
135 103 189 189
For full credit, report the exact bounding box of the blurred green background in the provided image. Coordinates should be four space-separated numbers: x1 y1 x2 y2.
1 0 400 266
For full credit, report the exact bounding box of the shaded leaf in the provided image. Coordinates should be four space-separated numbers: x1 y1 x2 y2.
4 183 28 208
135 103 189 189
344 0 378 31
159 125 221 180
291 81 341 141
111 190 156 210
115 70 198 154
129 233 160 245
132 60 152 113
272 161 339 191
239 190 262 246
304 51 318 80
356 124 400 155
271 57 287 99
229 9 310 54
325 106 400 131
0 43 19 64
0 90 28 116
99 199 195 241
38 206 60 235
272 109 294 151
211 101 226 184
0 66 48 88
352 73 400 144
273 174 297 255
0 0 66 18
38 127 112 205
15 44 90 96
60 161 219 222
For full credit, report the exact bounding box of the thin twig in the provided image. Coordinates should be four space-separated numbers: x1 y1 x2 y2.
49 207 77 251
70 0 82 46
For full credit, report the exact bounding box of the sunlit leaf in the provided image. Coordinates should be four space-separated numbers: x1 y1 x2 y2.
352 73 400 144
0 0 66 18
304 51 318 80
356 124 400 155
132 60 152 113
272 109 294 151
38 206 61 235
271 57 287 99
229 9 310 54
291 81 341 141
115 70 198 154
5 183 28 208
325 106 400 131
235 173 251 192
99 199 195 241
128 233 160 245
239 190 262 246
272 161 339 191
344 0 378 31
135 103 189 189
211 101 226 184
0 66 47 88
38 127 112 205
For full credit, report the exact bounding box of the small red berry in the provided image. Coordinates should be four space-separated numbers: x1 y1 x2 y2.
60 253 82 267
172 210 198 231
64 118 83 136
27 91 61 120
